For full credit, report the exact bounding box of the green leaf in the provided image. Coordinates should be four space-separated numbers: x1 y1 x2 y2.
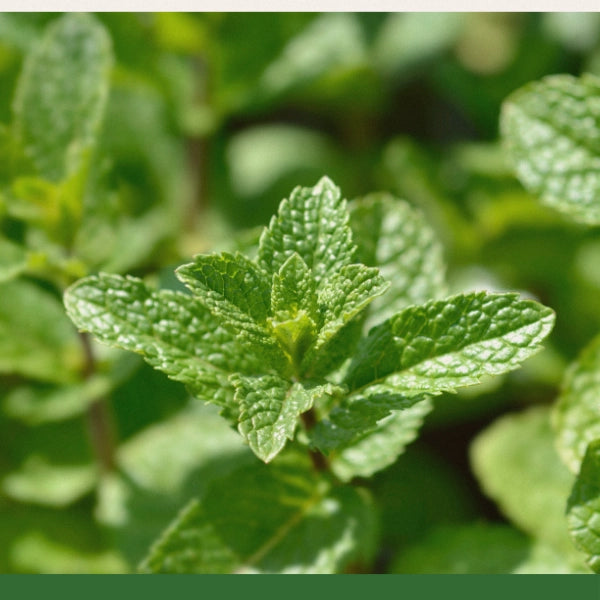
349 193 446 328
0 279 81 383
311 386 428 454
270 253 318 323
96 403 253 565
175 252 285 369
64 273 259 415
302 264 388 374
471 406 581 555
232 374 314 462
327 398 433 481
140 455 377 573
567 439 600 573
553 333 600 473
13 13 112 182
2 457 96 507
345 292 555 395
0 236 28 283
501 74 600 224
257 176 355 283
390 522 530 574
269 253 318 368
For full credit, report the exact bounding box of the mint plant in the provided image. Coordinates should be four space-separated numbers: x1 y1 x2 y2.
64 176 554 572
485 71 600 573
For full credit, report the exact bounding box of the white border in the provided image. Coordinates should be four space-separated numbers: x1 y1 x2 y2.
2 2 600 12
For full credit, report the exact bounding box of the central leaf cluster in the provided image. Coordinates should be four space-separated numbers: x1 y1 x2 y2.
64 176 555 467
172 177 389 460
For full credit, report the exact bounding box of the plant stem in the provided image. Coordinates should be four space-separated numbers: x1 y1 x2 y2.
79 331 117 473
301 409 329 472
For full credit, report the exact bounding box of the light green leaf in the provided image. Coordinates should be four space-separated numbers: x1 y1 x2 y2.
350 193 446 328
232 374 317 462
64 273 259 415
0 279 81 383
140 455 377 573
471 406 581 555
2 456 96 507
0 236 28 283
302 264 388 374
311 385 428 454
345 292 555 395
97 403 253 565
567 439 600 573
553 333 600 473
501 74 600 224
328 398 433 481
269 254 318 368
175 252 285 368
257 176 355 283
270 253 318 323
13 13 112 182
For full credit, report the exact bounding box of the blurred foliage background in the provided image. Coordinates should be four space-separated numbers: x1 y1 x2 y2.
1 12 600 573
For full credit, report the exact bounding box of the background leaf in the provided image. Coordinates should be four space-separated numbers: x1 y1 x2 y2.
553 332 600 473
501 73 600 224
140 452 377 573
13 13 112 183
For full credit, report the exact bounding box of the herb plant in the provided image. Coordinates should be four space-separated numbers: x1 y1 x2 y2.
3 12 600 574
63 176 554 573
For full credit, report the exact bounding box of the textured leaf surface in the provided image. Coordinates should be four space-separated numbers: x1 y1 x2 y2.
471 406 580 554
232 375 314 462
345 292 555 395
269 254 318 368
175 252 285 368
270 253 318 323
501 74 600 224
553 333 600 473
64 273 259 414
303 264 388 371
567 439 600 573
140 455 377 573
327 398 433 481
0 280 81 383
13 13 112 182
350 193 446 327
257 176 355 283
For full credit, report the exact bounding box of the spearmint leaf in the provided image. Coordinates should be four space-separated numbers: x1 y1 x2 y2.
140 456 377 573
302 264 389 374
345 292 555 396
567 439 600 573
175 252 285 369
0 279 81 383
257 176 355 282
270 253 318 322
471 406 583 556
13 13 112 182
269 253 318 367
64 273 259 414
311 387 428 454
553 333 600 473
327 398 433 481
350 193 446 328
501 74 600 224
232 374 319 462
